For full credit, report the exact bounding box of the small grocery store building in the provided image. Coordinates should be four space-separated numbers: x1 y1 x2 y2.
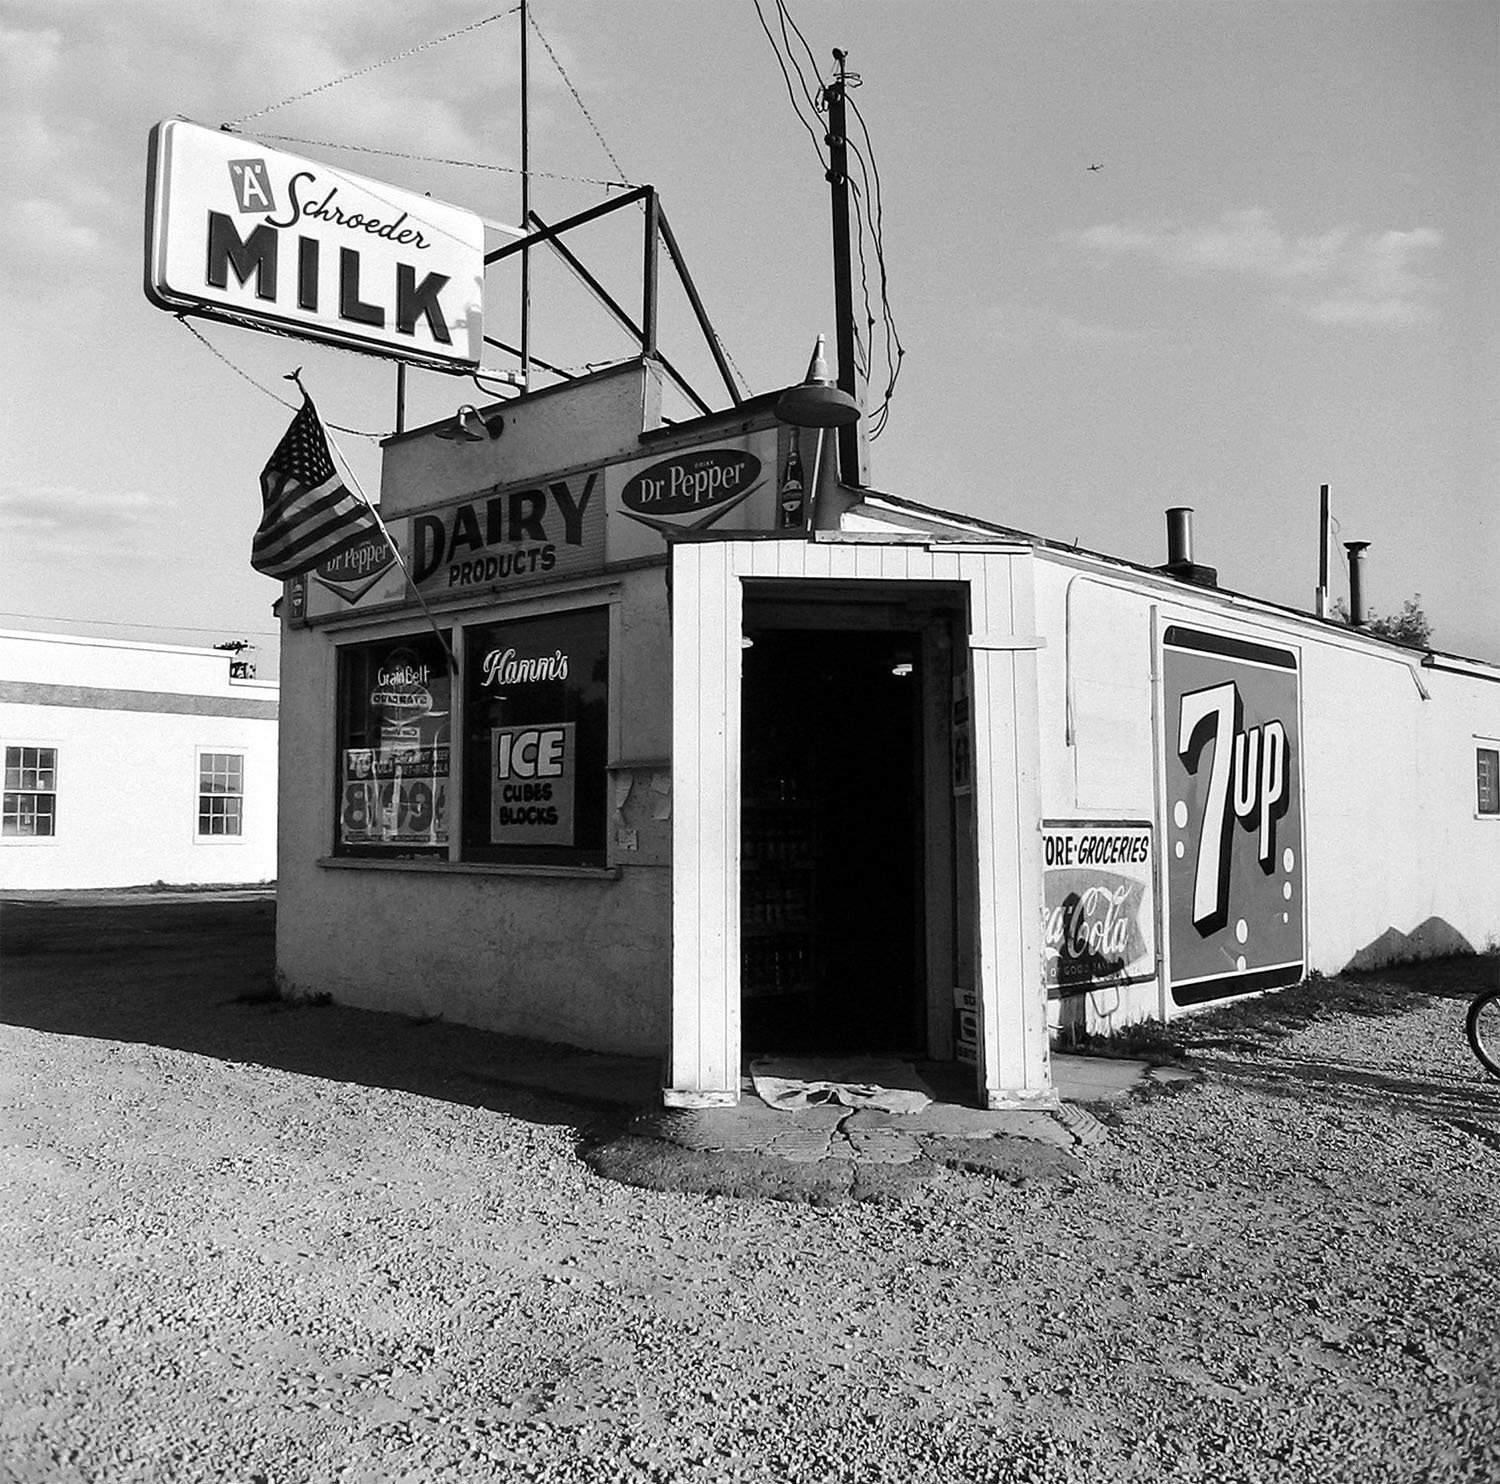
274 358 1500 1107
1 629 279 890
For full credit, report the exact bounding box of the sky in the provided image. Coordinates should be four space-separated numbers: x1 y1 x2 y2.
3 0 1496 672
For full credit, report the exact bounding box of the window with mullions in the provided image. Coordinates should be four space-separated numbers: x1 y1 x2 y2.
3 746 57 837
1479 747 1499 816
463 607 609 867
335 632 453 858
197 752 244 837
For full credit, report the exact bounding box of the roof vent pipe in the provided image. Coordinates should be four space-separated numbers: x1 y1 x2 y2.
1156 506 1218 588
1166 507 1194 567
1345 541 1370 628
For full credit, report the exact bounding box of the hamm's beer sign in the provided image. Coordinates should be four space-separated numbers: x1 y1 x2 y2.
144 119 483 370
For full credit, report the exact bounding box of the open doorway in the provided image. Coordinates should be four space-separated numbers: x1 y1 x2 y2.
739 624 927 1055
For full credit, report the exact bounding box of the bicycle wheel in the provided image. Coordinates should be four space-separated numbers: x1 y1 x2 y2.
1466 988 1500 1078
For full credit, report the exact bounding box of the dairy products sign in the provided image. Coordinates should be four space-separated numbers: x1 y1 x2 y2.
1162 625 1304 1006
145 119 483 370
299 471 605 619
1042 822 1156 997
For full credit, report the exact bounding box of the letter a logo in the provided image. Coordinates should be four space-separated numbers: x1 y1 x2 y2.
228 159 276 214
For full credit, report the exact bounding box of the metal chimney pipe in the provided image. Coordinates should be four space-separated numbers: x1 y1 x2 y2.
1166 507 1194 567
1345 541 1370 627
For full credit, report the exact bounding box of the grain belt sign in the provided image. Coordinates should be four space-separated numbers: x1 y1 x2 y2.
1162 625 1304 1005
145 119 484 371
1041 821 1156 997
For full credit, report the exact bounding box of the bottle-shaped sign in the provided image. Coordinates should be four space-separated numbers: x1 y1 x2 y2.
778 438 806 528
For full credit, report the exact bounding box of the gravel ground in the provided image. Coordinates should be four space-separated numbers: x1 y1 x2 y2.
2 900 1498 1483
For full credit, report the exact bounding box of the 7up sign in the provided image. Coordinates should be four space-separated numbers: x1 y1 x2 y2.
1162 626 1304 1006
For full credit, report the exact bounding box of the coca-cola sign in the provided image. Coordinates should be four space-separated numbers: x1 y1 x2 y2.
1041 822 1156 996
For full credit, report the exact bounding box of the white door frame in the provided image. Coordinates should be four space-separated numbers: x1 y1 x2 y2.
664 537 1054 1109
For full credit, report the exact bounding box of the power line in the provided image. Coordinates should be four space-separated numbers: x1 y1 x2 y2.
774 0 827 128
0 613 279 640
527 11 630 187
846 94 904 438
751 0 828 170
174 319 390 439
223 9 521 128
240 132 633 190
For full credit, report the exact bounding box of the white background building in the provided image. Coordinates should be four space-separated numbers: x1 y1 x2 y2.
0 630 279 891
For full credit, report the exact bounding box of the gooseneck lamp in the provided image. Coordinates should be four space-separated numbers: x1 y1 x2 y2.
773 336 862 534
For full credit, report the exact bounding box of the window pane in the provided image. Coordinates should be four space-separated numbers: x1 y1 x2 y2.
1479 749 1500 815
462 607 609 865
3 791 54 837
197 752 244 835
200 752 242 792
335 633 452 857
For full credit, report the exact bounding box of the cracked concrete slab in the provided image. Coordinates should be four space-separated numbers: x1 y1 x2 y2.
844 1127 924 1165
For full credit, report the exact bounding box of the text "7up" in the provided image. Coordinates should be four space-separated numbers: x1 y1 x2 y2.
1178 683 1288 932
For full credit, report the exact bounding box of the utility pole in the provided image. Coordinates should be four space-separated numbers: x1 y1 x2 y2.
1316 483 1330 617
520 0 532 391
822 50 869 486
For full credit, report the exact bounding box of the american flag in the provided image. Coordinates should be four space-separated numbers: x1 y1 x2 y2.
251 397 383 579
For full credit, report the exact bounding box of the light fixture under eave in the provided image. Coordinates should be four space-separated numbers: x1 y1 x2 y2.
434 404 505 442
773 335 862 429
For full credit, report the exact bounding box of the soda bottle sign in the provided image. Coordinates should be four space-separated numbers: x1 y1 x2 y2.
778 440 806 528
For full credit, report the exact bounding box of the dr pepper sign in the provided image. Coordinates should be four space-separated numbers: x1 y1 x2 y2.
1162 626 1305 1005
145 119 484 370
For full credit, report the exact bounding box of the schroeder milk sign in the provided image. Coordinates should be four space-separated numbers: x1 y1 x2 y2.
144 119 483 370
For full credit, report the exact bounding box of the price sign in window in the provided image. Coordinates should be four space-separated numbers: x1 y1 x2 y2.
335 632 452 857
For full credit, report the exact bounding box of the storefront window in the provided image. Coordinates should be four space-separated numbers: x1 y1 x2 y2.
335 632 453 857
462 607 609 866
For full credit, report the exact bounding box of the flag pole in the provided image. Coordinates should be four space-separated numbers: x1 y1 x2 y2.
285 370 460 675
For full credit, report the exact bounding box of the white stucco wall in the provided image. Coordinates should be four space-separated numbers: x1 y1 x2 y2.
273 566 674 1057
0 631 279 890
1030 556 1500 1007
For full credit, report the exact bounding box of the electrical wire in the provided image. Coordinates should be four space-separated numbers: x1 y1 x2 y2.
0 613 280 640
233 132 633 190
773 0 827 128
175 318 390 438
527 10 630 187
749 3 905 440
751 0 828 170
222 9 521 128
188 11 751 430
847 94 904 438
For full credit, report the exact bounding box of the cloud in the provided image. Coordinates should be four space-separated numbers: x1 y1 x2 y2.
0 484 179 560
0 2 537 297
1068 208 1442 325
982 300 1149 350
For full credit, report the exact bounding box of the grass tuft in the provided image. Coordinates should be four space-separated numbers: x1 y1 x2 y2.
1053 1018 1189 1066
